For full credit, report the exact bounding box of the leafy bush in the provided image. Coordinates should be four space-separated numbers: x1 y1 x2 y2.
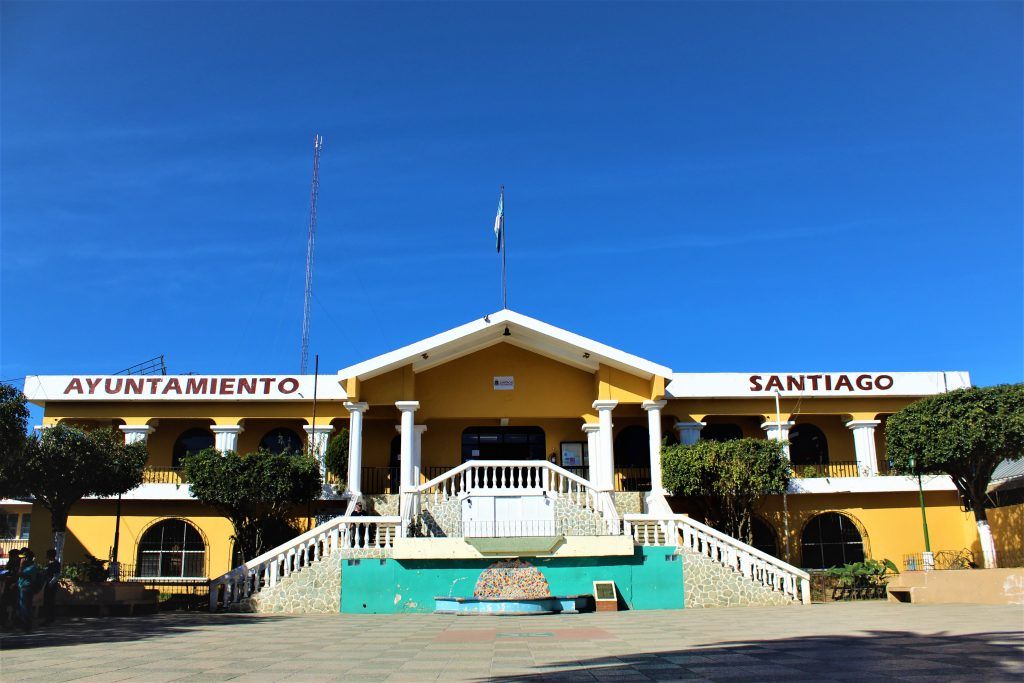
826 559 899 588
62 555 109 584
662 438 789 542
182 447 321 562
324 429 348 489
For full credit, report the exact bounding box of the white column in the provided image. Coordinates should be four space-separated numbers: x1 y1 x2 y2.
761 420 795 458
396 424 428 485
643 401 667 494
414 425 427 485
396 402 420 492
846 420 881 477
674 421 705 446
344 402 368 494
211 425 243 453
119 424 155 445
592 400 617 491
303 424 334 479
582 423 600 485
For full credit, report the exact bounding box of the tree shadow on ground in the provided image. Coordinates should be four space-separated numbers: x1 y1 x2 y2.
0 612 295 651
486 629 1024 682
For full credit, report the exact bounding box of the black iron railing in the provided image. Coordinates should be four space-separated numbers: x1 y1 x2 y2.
614 467 652 492
360 467 400 494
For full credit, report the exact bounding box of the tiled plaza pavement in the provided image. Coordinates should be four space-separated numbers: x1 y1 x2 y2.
1 602 1022 682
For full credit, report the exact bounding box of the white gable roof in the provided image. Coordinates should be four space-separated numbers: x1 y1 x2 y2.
337 309 672 382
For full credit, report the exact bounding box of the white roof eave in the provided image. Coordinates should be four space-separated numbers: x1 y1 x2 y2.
336 309 672 382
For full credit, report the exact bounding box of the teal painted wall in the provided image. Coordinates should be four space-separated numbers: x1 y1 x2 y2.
340 547 683 614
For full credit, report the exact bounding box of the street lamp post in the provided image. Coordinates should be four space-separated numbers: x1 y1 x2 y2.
911 454 934 570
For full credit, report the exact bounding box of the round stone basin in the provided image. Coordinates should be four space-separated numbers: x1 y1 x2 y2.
434 595 586 615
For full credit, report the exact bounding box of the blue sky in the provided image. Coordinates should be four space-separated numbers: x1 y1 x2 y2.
2 1 1022 424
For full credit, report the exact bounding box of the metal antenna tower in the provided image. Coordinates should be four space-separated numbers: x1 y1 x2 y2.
300 134 323 374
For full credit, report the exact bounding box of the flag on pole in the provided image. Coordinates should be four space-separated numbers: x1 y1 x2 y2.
493 188 504 252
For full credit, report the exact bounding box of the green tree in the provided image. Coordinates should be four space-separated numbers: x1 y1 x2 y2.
183 448 322 562
0 424 148 561
886 384 1024 568
662 437 790 544
0 385 30 497
323 428 349 490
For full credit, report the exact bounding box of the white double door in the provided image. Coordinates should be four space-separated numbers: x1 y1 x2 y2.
461 494 555 537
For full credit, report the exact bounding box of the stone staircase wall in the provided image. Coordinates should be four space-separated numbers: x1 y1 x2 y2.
234 552 342 614
682 550 798 608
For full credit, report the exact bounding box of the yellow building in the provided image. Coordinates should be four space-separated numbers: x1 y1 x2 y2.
7 310 992 612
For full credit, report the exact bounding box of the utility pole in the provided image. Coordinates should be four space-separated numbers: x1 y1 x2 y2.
300 134 323 374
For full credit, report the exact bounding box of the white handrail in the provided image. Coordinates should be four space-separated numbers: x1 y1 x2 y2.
209 514 400 611
623 513 811 605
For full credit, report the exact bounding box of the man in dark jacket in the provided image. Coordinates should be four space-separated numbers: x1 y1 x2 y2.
42 548 60 625
0 549 21 628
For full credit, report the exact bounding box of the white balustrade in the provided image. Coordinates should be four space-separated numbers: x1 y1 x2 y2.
412 460 620 536
209 514 401 611
622 513 812 605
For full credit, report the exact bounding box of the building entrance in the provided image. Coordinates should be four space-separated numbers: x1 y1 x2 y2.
461 426 546 462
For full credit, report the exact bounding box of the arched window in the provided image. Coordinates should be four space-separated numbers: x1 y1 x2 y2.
801 512 865 569
789 423 829 467
613 425 649 468
260 428 303 455
750 517 779 558
702 423 744 442
172 428 215 468
136 519 206 578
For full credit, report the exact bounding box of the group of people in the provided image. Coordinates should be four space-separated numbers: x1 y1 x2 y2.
1 547 60 632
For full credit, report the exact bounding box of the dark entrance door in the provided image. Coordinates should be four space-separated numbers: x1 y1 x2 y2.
461 426 546 462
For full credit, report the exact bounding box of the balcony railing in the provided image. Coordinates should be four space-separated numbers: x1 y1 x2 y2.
0 539 28 558
361 467 400 494
614 467 652 492
791 462 861 479
141 467 187 484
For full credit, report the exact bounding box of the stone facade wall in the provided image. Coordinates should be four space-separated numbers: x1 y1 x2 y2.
237 552 342 614
362 494 399 516
682 550 798 608
554 496 608 535
416 497 462 537
611 492 644 515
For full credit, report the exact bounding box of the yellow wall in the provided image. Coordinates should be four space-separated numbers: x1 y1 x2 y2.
989 502 1024 564
29 500 238 578
414 343 597 419
753 491 980 568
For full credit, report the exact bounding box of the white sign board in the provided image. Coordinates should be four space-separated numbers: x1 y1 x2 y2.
666 371 970 398
23 375 347 403
492 376 515 391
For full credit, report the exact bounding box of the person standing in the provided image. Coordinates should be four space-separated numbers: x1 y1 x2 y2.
17 549 41 632
0 549 21 628
42 548 60 625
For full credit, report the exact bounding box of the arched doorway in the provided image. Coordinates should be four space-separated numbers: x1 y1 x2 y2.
801 512 865 569
789 423 829 470
260 427 303 455
172 428 215 467
702 423 744 442
750 517 779 558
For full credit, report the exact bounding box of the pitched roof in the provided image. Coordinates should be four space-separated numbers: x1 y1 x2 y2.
336 309 672 382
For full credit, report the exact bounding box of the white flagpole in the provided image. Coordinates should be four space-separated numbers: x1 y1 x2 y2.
501 185 507 309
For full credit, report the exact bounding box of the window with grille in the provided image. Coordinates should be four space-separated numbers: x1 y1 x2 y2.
800 512 865 569
136 519 206 578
